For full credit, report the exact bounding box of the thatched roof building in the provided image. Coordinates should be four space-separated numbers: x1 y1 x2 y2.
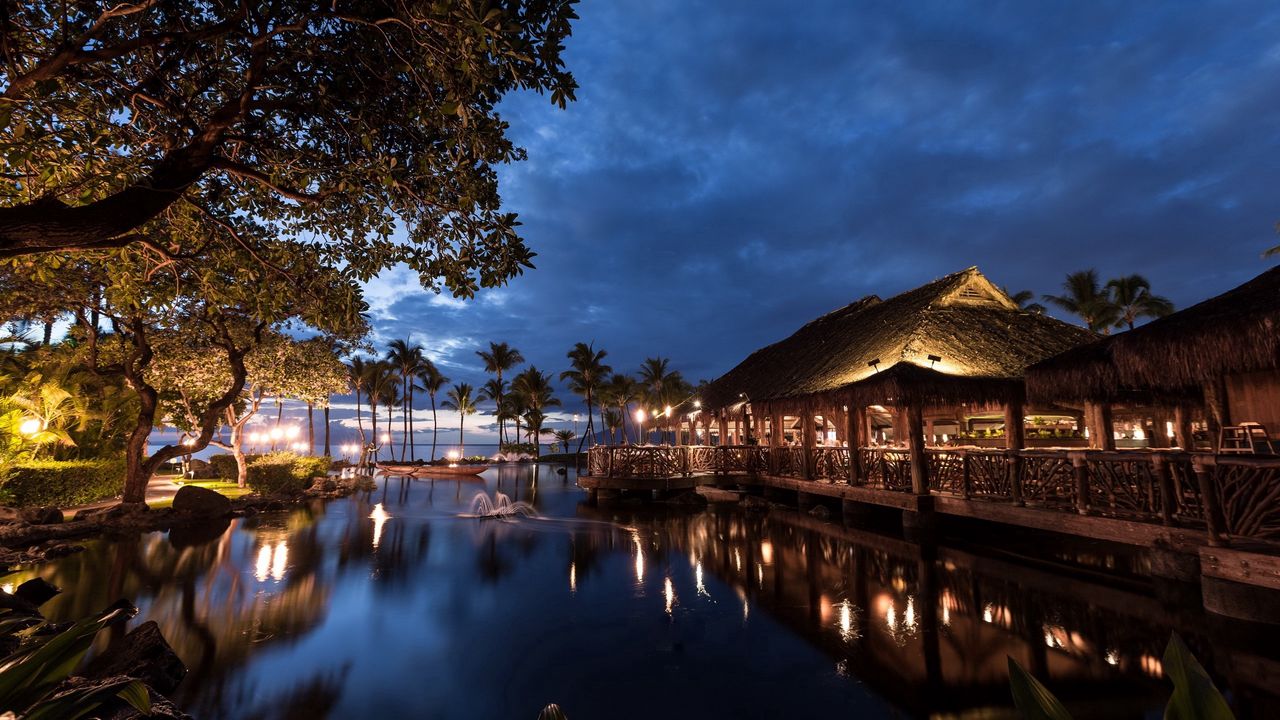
702 267 1097 413
1026 266 1280 404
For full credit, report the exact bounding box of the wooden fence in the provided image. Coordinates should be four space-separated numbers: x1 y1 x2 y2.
585 444 1280 545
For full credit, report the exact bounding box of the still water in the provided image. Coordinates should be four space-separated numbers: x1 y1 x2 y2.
6 466 1280 719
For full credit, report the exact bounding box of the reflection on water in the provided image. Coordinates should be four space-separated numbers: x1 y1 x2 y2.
3 464 1280 718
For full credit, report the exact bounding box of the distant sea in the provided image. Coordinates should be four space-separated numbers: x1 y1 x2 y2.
147 441 535 462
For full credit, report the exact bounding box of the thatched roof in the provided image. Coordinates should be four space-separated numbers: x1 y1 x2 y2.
1027 265 1280 403
702 268 1097 411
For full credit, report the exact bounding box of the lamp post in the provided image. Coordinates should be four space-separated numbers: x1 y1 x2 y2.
634 408 646 445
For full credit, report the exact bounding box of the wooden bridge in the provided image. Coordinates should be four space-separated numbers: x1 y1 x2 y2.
581 444 1280 601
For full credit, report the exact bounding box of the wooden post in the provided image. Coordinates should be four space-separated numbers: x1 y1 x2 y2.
1149 411 1171 450
846 399 864 486
1085 402 1116 451
1192 456 1227 546
892 409 908 447
906 403 930 495
1005 399 1025 506
1070 452 1090 515
1152 454 1175 525
801 405 815 481
770 411 783 475
1174 405 1194 451
1204 377 1230 451
718 415 729 448
960 450 972 498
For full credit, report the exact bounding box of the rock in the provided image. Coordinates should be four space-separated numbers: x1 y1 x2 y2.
20 507 64 525
171 485 231 518
167 517 230 549
0 506 20 523
42 542 84 559
85 621 187 696
808 504 831 520
186 458 216 479
74 504 124 522
14 577 59 607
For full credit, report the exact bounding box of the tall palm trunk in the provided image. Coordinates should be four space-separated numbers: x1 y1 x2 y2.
370 399 378 461
575 390 594 455
323 403 331 456
459 416 466 456
307 402 315 455
430 394 439 460
400 376 409 461
408 383 415 461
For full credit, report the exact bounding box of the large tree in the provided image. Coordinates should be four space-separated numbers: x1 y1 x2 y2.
0 0 578 297
560 342 609 453
153 331 350 486
476 341 524 444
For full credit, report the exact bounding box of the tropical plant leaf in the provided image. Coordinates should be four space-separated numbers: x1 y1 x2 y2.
1163 633 1235 720
1008 656 1073 720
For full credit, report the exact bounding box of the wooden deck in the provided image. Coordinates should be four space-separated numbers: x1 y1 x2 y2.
581 444 1280 597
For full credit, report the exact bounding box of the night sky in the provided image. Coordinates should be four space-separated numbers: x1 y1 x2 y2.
336 1 1280 448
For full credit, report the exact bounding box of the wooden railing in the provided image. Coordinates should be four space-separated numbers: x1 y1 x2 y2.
585 445 1280 545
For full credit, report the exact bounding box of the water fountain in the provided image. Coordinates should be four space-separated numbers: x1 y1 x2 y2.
464 491 536 519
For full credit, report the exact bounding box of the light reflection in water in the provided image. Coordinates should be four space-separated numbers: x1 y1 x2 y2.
664 577 676 615
369 503 390 549
633 536 645 584
760 540 773 565
254 543 288 582
836 600 857 642
1 582 13 595
695 562 708 597
569 563 577 594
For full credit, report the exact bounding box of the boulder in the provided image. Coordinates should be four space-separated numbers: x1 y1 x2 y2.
14 577 59 607
186 458 216 479
0 506 20 523
20 506 64 525
85 621 188 695
171 485 231 517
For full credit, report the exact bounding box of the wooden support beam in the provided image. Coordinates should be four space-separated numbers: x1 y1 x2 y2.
801 404 815 480
1204 376 1230 451
846 398 864 485
718 415 728 448
1174 405 1194 451
906 403 930 495
1005 398 1025 506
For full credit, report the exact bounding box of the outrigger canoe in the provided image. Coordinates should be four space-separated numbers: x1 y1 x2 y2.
376 463 490 477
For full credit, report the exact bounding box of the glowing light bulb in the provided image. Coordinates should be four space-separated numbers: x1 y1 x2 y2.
18 418 41 436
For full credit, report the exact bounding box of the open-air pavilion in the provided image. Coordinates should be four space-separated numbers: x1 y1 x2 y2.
1026 265 1280 453
684 267 1096 492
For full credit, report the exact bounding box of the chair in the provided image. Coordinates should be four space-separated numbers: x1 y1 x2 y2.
1218 423 1275 454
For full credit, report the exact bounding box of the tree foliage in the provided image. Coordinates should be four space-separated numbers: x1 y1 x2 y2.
0 0 579 298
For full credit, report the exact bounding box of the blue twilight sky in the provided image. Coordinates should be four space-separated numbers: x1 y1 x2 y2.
320 0 1280 448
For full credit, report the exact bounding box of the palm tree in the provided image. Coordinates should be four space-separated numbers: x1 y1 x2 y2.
603 409 623 444
364 361 399 461
476 342 524 444
1043 270 1120 333
442 383 479 455
348 357 370 448
512 367 561 457
604 373 640 443
386 339 425 461
417 360 448 461
638 357 688 443
1003 288 1046 314
561 342 611 453
1106 275 1174 330
552 428 576 455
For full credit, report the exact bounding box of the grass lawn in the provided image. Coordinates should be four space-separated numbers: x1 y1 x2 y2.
146 479 252 509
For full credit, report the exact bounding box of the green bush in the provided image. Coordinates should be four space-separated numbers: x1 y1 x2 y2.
208 453 262 479
245 452 331 495
0 459 126 507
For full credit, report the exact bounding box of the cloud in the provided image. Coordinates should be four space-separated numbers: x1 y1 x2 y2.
342 0 1280 422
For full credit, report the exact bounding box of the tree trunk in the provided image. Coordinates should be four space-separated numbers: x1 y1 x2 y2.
430 395 438 460
307 402 315 456
323 402 331 457
408 384 415 461
400 376 409 462
370 401 378 461
123 383 160 505
42 320 53 346
459 417 465 456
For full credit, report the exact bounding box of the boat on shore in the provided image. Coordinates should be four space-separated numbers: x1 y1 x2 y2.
376 463 490 477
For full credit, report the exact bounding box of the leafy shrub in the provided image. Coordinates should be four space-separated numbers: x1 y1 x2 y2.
208 453 261 480
499 442 537 456
245 452 330 495
0 459 126 507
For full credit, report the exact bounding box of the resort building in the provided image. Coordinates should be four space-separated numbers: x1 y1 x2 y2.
1026 265 1280 453
688 267 1096 490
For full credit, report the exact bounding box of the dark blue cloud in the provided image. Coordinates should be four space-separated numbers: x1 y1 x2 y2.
355 0 1280 440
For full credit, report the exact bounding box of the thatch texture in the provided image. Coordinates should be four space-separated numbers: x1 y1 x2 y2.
1027 265 1280 403
702 268 1097 411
